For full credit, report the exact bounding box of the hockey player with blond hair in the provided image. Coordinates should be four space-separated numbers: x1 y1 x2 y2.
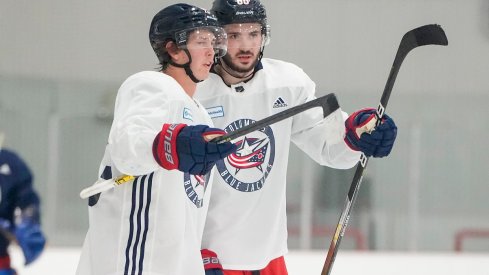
76 4 236 275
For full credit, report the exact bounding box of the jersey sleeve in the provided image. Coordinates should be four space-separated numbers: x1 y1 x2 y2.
107 74 176 176
6 151 41 222
290 71 361 169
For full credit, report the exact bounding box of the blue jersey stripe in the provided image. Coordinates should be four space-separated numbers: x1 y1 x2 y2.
124 176 140 274
138 172 153 274
131 174 147 275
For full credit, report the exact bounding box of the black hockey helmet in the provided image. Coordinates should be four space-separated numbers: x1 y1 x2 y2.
210 0 270 45
149 3 227 81
211 0 267 26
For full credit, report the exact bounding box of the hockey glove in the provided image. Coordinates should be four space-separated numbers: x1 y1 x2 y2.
0 218 46 265
153 124 237 175
201 249 223 275
344 108 397 158
14 218 46 265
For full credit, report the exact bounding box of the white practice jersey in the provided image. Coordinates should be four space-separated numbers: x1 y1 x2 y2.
195 58 361 270
77 71 214 275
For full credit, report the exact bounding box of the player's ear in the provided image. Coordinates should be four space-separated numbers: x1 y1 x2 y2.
166 41 184 62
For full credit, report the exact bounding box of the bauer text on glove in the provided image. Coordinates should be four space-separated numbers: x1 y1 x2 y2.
153 124 237 175
201 249 223 275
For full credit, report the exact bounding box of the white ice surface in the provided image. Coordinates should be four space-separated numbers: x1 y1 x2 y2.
10 247 489 275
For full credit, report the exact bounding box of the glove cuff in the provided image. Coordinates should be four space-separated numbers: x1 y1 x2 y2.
201 249 223 270
0 256 11 270
153 123 187 170
344 135 359 152
344 108 377 152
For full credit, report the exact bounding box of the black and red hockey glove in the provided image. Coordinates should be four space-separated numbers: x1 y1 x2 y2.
344 108 397 158
201 249 223 275
153 124 236 175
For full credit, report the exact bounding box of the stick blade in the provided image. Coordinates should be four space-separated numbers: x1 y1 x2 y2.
408 24 449 47
79 179 114 199
318 93 340 118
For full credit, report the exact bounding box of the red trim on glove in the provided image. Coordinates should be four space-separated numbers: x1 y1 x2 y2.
344 135 357 152
201 249 223 270
154 123 186 170
0 256 11 269
344 108 377 151
346 108 376 138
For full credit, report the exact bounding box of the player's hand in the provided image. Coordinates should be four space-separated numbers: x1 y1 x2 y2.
14 218 46 265
344 108 397 158
153 124 237 175
201 249 223 275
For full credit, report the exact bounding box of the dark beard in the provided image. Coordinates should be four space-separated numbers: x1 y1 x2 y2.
221 51 259 75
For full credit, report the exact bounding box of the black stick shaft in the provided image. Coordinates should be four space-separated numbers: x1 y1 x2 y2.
80 94 340 200
321 24 448 275
211 93 339 143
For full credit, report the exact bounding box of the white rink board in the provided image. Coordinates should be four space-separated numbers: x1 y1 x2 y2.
10 248 489 275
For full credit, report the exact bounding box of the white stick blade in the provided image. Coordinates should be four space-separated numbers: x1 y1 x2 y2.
79 179 116 199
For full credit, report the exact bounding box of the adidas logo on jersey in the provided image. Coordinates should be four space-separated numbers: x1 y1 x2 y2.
273 97 287 108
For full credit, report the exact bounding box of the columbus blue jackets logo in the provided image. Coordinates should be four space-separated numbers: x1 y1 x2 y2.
183 173 210 208
216 119 275 192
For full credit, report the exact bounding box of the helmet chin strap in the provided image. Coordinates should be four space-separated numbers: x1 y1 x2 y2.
169 49 202 83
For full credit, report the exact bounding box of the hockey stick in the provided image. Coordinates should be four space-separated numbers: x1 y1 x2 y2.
321 24 448 275
211 93 339 143
80 93 340 199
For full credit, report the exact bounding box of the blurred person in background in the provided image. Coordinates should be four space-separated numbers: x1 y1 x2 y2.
195 0 398 274
0 133 46 275
75 3 236 275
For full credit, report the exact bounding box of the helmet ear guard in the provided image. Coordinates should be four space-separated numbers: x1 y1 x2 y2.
261 24 271 47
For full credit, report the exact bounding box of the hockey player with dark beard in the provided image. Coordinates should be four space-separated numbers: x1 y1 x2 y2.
195 0 398 274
